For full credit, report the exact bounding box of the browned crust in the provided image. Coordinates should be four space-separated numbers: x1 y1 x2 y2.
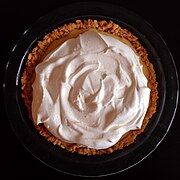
21 19 158 155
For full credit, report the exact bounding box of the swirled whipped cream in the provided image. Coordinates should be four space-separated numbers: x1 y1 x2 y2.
32 30 150 149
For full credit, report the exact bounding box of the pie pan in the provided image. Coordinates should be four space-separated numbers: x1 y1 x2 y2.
3 2 179 177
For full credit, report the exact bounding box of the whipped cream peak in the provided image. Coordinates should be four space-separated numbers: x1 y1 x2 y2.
32 30 150 149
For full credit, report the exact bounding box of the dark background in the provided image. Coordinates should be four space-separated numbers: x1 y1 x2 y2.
1 0 179 179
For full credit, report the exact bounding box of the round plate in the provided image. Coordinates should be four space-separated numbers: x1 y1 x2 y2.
3 2 179 177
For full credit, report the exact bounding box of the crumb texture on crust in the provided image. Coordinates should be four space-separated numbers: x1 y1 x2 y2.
21 19 158 155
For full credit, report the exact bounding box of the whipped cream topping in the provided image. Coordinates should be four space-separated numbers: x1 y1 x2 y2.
32 30 150 149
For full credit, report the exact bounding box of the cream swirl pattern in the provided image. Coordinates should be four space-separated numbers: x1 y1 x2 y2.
32 30 150 149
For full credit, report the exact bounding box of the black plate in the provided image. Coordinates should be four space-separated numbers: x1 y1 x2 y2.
3 2 179 177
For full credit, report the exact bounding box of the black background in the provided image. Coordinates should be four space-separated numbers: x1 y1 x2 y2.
1 0 180 179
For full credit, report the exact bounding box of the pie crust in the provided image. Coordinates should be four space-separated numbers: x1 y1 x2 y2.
21 19 158 155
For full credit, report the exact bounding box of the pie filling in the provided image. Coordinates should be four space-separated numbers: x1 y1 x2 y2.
32 30 150 149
